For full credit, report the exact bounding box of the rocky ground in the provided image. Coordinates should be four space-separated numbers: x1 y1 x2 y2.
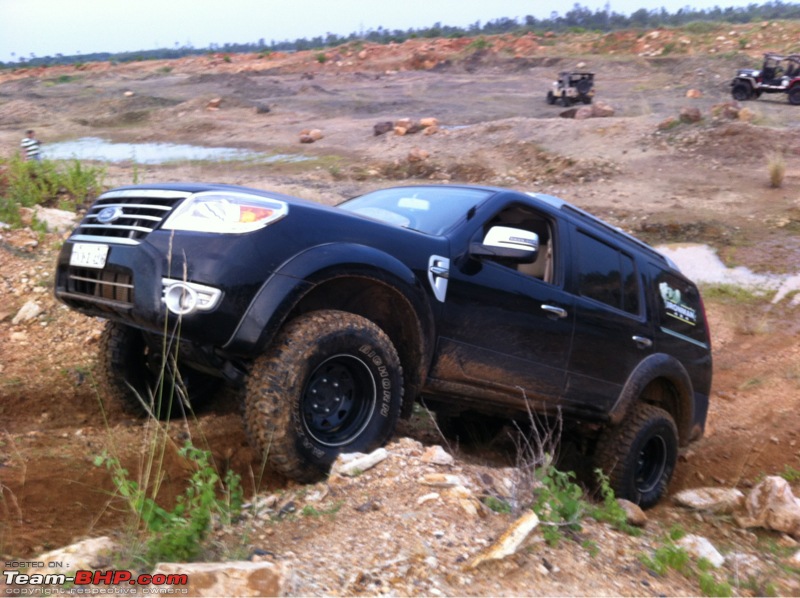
1 22 800 596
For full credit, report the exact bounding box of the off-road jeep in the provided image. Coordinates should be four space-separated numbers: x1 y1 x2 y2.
546 72 595 107
55 183 712 507
731 52 800 105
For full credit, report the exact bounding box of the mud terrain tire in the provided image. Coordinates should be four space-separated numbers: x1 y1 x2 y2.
576 78 592 95
99 321 220 419
245 310 404 482
546 91 556 105
789 87 800 105
731 82 752 101
594 403 678 509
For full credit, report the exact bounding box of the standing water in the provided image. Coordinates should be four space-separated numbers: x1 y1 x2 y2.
42 137 307 164
658 243 800 306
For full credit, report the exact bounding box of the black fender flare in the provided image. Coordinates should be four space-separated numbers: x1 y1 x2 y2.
607 353 694 444
224 242 436 387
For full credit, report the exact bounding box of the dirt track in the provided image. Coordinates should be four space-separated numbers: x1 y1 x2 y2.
1 27 800 594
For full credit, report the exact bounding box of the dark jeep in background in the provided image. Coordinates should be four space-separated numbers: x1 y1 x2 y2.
731 52 800 105
55 183 712 507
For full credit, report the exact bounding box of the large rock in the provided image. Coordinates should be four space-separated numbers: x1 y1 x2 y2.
736 476 800 538
331 448 388 476
34 206 78 233
677 534 725 568
591 100 615 117
373 121 393 136
674 487 745 514
679 106 702 123
153 561 285 597
28 537 118 575
12 300 43 325
469 511 540 568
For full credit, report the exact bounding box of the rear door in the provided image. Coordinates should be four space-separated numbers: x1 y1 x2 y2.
562 227 654 414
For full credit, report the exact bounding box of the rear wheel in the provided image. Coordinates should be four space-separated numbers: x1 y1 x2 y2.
245 310 403 482
546 91 556 105
732 82 753 101
98 321 220 419
788 87 800 105
594 403 678 508
560 94 570 107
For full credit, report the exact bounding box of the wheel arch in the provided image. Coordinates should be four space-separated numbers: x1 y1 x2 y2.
608 353 694 446
227 243 435 416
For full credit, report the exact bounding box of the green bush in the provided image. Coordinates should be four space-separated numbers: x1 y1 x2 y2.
95 442 243 568
0 155 105 226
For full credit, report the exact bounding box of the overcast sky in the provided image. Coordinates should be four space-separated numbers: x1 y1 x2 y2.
0 0 767 63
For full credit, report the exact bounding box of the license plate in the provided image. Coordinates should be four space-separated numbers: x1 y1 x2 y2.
69 242 109 269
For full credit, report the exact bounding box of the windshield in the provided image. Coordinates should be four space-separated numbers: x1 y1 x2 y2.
338 186 493 235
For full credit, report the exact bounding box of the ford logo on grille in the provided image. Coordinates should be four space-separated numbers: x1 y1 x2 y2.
96 206 123 224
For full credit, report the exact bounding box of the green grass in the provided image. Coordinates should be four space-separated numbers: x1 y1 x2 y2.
0 155 106 226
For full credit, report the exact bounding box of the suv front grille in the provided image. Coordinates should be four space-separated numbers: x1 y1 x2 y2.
65 267 134 309
72 189 191 245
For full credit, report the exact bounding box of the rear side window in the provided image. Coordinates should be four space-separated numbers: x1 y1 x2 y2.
576 231 640 315
651 267 706 342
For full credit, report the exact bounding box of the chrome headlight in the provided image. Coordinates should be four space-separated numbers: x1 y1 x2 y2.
162 191 289 234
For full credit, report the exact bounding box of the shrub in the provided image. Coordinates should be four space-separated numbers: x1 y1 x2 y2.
767 151 785 188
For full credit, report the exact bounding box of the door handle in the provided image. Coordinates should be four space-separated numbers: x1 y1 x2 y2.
541 304 568 319
632 335 653 349
429 265 449 278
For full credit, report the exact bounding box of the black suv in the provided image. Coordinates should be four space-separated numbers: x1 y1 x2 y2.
55 183 712 507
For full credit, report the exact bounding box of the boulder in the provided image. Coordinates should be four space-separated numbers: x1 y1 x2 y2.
674 487 745 514
617 498 648 527
686 89 703 99
12 301 43 325
469 511 540 568
679 106 702 124
152 561 285 597
34 206 78 233
736 476 800 538
28 537 118 575
206 97 222 110
331 448 388 476
574 106 594 120
420 117 439 128
591 100 615 117
373 121 394 136
421 444 453 465
677 534 725 568
407 148 430 163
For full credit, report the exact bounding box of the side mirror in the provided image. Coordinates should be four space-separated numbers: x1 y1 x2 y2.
470 226 539 262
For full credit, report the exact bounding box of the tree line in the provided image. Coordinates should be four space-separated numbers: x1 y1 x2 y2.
4 1 800 69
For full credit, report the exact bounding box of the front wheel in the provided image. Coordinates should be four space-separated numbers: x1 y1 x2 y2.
98 321 221 419
546 91 556 105
788 87 800 105
245 310 404 482
731 82 752 101
593 403 678 508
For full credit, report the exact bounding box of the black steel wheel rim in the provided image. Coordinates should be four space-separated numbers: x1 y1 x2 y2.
635 434 668 494
302 354 376 447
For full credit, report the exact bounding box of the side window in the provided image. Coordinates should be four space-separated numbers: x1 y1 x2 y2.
480 204 556 284
576 231 640 315
651 266 705 341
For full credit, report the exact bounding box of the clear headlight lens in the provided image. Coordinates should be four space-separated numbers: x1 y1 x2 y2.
162 191 289 234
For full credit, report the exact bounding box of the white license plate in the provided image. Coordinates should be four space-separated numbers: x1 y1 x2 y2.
69 242 109 269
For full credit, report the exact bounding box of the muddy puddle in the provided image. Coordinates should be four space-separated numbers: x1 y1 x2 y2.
42 137 308 164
